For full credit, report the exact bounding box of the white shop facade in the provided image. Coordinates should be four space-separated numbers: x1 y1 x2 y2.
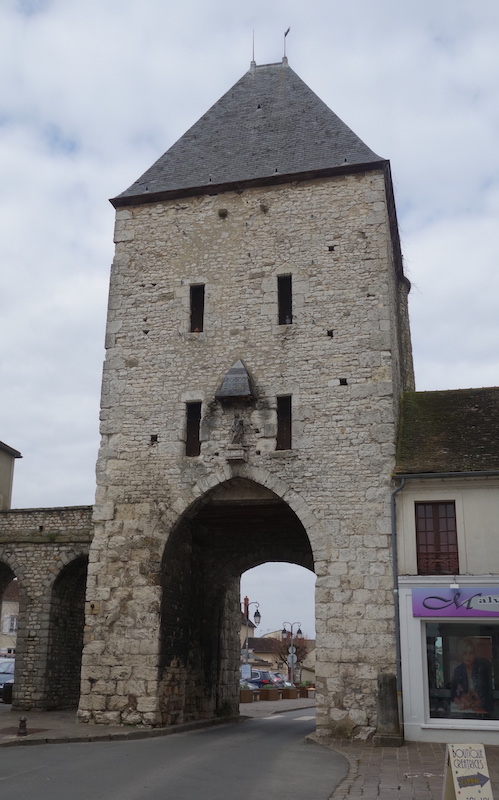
399 576 499 743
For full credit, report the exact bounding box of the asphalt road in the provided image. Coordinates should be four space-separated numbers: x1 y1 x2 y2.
1 709 348 800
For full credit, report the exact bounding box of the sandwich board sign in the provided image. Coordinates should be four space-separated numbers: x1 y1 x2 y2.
443 744 493 800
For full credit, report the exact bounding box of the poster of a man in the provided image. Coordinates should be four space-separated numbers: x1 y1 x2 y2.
450 636 494 717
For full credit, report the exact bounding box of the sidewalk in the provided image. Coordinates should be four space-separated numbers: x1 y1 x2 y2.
320 738 499 800
2 700 499 800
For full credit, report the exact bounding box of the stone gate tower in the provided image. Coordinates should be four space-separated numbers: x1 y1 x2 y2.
78 58 414 737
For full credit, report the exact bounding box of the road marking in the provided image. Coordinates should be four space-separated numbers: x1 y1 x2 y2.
260 714 316 722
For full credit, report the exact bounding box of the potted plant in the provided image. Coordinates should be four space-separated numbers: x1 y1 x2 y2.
260 685 280 701
282 686 298 699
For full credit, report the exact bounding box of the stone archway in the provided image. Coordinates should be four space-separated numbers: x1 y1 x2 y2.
158 477 314 725
0 561 16 596
0 562 18 659
45 554 88 709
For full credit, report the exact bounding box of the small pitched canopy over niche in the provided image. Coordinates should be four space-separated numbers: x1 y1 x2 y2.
216 360 254 403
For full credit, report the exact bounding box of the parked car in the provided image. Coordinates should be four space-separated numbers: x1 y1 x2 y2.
269 671 287 688
0 659 14 702
273 672 295 688
239 678 259 691
249 669 285 689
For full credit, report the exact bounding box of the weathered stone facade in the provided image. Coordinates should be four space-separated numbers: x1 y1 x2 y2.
0 506 92 709
79 164 414 734
1 61 415 736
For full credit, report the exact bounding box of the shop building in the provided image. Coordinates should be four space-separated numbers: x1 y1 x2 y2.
395 388 499 742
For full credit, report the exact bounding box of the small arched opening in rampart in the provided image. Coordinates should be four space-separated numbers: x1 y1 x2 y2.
45 554 89 709
0 561 18 656
158 477 314 725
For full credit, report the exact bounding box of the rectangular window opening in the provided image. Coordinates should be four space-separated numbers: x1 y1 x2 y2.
276 395 292 450
415 501 458 575
185 402 202 456
277 275 292 325
190 285 205 332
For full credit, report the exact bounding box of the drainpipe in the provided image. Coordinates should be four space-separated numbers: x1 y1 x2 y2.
390 477 405 702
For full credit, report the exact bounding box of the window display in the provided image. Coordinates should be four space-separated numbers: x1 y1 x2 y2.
426 623 499 719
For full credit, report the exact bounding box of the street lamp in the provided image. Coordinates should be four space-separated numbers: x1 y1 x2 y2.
244 600 261 664
281 621 303 685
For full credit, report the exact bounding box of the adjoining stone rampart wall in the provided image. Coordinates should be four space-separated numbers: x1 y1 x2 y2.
81 171 413 736
0 506 92 709
0 505 93 541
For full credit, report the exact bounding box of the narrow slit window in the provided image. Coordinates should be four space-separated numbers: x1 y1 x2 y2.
190 285 205 332
277 275 292 325
276 395 292 450
185 402 202 456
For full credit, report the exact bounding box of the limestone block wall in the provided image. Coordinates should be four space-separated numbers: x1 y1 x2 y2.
81 170 413 735
0 506 93 540
0 506 92 709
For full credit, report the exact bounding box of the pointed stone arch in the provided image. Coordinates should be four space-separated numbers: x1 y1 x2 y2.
0 543 90 709
174 462 320 544
45 552 89 709
158 473 316 725
0 559 17 595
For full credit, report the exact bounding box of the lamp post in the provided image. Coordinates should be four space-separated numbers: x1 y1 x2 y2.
281 621 303 685
244 600 261 664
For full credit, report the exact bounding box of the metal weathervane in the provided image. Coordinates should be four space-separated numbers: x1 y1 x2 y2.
284 27 290 57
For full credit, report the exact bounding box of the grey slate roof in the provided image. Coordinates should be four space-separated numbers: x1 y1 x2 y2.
395 388 499 474
113 59 384 207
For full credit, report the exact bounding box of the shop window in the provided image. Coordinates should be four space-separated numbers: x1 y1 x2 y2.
276 395 292 450
426 622 499 720
190 285 205 332
185 402 201 456
415 502 458 575
278 275 292 325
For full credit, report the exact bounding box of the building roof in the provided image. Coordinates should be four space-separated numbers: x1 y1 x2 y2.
247 637 281 654
0 441 22 459
395 388 499 475
113 58 384 207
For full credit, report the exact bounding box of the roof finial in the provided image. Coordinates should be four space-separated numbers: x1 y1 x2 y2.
250 30 256 69
283 27 290 61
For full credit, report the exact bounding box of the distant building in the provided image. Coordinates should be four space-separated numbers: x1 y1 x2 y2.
394 388 499 743
0 441 21 656
0 441 21 511
0 578 18 656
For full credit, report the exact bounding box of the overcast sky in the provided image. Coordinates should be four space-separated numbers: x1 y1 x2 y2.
2 0 498 636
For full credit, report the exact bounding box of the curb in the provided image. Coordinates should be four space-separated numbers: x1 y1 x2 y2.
0 698 316 747
0 714 243 748
305 733 359 800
